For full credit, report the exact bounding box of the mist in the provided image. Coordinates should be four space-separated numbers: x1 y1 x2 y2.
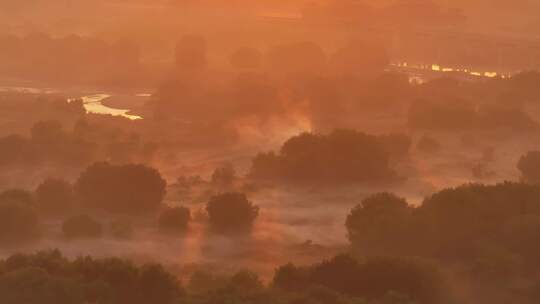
1 1 540 303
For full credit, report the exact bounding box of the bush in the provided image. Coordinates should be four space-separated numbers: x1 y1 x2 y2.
35 178 74 216
206 192 259 234
0 189 34 205
250 129 399 184
344 182 540 281
137 264 184 304
158 206 191 234
76 162 166 215
211 164 236 186
346 193 413 256
62 215 103 239
0 200 40 245
0 267 84 304
273 255 451 304
0 250 184 304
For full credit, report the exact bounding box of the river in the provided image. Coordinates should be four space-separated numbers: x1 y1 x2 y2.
74 94 143 120
0 86 146 120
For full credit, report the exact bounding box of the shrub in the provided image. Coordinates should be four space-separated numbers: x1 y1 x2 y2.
206 192 259 234
76 162 166 215
0 200 40 245
158 206 191 234
35 178 74 216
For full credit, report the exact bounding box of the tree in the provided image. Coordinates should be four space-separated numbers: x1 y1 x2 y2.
0 250 185 304
346 193 413 256
35 178 74 216
377 133 412 159
0 189 34 205
62 215 103 239
228 270 264 292
30 120 66 144
250 129 399 184
211 163 236 186
518 151 540 183
0 199 40 245
0 135 35 166
273 254 451 304
206 192 259 234
136 264 183 304
76 162 166 215
157 206 191 234
0 267 84 304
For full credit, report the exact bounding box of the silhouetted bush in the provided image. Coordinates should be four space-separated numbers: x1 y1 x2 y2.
0 267 84 304
346 193 413 256
377 133 412 159
211 163 236 186
158 206 191 234
0 135 36 167
76 162 166 215
35 178 74 216
0 250 184 304
345 182 540 302
0 189 34 205
206 192 259 234
273 254 451 304
0 198 40 245
62 215 103 239
0 117 154 170
250 129 399 184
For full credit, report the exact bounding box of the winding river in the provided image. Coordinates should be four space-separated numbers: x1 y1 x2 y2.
0 86 145 120
76 94 143 120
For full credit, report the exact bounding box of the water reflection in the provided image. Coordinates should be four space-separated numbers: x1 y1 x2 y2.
391 62 511 83
0 86 144 120
75 94 143 120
